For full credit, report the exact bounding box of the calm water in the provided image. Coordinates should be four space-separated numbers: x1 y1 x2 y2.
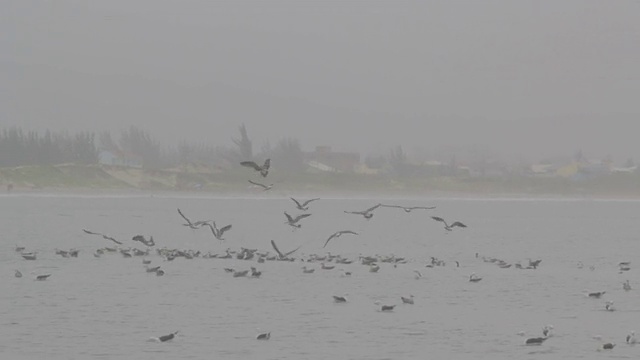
1 193 640 359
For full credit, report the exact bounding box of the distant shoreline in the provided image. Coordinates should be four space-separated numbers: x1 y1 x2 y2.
2 164 640 200
3 186 640 202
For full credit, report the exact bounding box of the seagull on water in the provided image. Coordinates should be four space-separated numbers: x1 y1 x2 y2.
401 295 415 304
605 301 615 311
380 204 436 213
156 331 178 342
233 270 249 278
205 222 232 241
248 180 273 191
528 259 542 269
241 159 271 177
627 331 637 344
333 295 347 303
431 216 467 231
320 263 335 270
82 229 123 245
256 332 271 340
587 291 606 298
374 301 395 312
469 273 482 282
323 230 358 248
284 212 312 229
132 235 155 247
250 267 262 278
15 270 22 278
36 274 51 281
623 280 631 291
525 337 548 345
290 197 320 211
344 204 382 220
146 266 161 273
21 252 37 260
602 343 615 350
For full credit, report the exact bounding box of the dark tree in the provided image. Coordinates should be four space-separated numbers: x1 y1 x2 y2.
232 124 253 161
389 145 407 177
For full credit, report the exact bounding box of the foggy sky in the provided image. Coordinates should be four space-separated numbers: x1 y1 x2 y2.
2 0 640 162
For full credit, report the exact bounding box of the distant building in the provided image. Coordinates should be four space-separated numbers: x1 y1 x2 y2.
98 150 143 168
463 160 508 178
611 165 638 174
304 146 360 173
529 163 558 177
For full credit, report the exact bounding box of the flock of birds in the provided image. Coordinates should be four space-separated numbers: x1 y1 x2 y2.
10 157 639 352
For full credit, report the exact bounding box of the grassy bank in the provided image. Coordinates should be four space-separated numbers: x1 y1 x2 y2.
1 164 640 198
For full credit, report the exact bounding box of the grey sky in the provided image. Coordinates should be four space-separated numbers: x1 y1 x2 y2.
2 0 640 162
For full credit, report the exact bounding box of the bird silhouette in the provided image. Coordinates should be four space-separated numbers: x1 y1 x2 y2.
344 204 382 220
206 222 232 241
431 216 467 231
323 230 358 248
241 159 271 177
290 197 320 211
284 212 312 228
248 180 273 191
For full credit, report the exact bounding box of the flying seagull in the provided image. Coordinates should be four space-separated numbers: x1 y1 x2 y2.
270 240 301 260
241 158 271 177
290 197 320 211
323 230 358 248
177 208 210 229
380 204 436 212
344 203 382 220
431 216 467 231
82 229 123 245
248 180 273 191
284 212 312 229
206 222 232 241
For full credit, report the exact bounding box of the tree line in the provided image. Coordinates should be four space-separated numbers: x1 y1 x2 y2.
0 127 98 167
0 125 308 172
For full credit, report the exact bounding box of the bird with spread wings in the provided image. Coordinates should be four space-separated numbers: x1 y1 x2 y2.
323 230 358 248
240 158 271 177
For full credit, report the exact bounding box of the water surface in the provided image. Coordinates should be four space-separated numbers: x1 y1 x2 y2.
1 193 639 359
